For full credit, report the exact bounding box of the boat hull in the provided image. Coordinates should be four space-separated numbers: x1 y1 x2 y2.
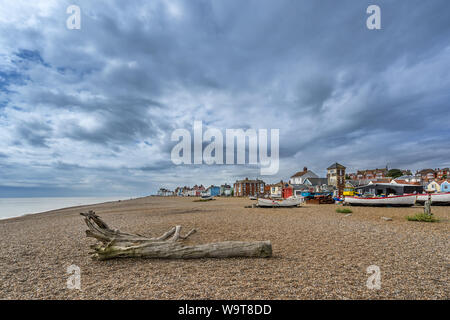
257 197 304 207
344 195 416 207
416 193 450 205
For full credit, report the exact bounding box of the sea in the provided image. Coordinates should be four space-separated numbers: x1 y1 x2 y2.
0 197 133 220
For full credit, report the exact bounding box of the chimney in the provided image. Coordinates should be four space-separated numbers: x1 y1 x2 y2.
303 167 307 172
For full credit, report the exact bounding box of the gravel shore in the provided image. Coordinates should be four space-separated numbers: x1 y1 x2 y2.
0 196 448 299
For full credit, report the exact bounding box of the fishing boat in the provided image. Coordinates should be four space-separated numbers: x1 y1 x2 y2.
257 197 304 207
344 194 416 207
416 192 450 205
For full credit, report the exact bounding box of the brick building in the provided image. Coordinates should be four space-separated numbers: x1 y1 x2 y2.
234 178 265 197
436 168 450 180
416 169 436 182
348 168 388 181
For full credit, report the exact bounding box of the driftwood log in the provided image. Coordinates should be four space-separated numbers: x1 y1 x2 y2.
81 211 272 260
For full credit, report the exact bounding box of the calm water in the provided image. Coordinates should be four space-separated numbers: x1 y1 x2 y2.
0 197 132 220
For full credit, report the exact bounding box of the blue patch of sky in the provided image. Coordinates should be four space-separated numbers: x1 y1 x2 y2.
0 70 25 91
15 49 50 68
0 49 52 109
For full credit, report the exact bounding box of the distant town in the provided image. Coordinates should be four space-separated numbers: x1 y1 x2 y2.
157 163 450 198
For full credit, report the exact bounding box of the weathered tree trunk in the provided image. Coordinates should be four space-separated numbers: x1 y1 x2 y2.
80 211 272 260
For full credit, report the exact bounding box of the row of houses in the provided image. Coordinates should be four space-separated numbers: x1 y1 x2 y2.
232 164 345 198
156 188 175 196
417 168 450 182
347 168 390 181
347 167 449 183
173 185 205 197
158 163 450 198
163 184 233 197
347 176 450 194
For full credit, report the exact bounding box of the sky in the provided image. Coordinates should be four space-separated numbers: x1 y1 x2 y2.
0 0 449 197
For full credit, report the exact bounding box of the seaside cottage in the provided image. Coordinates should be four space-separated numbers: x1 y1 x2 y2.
182 187 191 197
192 185 206 196
270 181 285 198
289 167 319 185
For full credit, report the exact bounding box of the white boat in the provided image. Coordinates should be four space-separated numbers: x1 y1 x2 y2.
344 195 416 207
416 192 450 205
257 197 304 207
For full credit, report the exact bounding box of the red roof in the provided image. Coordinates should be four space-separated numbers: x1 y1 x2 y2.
291 171 307 178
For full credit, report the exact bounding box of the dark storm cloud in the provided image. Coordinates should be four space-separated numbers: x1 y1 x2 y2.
0 0 449 196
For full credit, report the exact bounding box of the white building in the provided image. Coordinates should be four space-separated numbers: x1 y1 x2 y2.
289 167 319 185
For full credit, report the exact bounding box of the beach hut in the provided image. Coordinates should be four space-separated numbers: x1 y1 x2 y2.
282 184 293 199
206 185 220 196
426 180 441 193
440 181 450 192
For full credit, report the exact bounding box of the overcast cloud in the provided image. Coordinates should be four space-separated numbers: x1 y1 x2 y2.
0 0 449 197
